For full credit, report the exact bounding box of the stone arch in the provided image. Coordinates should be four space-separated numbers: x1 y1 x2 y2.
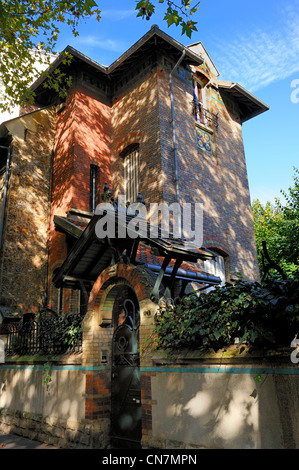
88 264 155 311
83 263 156 352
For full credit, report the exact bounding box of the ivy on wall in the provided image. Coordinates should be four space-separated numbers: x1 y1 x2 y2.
154 272 299 353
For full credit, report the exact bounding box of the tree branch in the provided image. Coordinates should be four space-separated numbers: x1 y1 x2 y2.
262 240 287 279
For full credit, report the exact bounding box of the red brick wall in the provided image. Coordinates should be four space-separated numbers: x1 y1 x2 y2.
111 71 163 206
85 372 110 420
157 69 260 281
48 85 112 310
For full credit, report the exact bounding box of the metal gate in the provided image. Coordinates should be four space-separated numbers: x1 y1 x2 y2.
111 299 142 448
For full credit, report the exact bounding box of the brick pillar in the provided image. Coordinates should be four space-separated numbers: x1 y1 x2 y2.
85 372 110 420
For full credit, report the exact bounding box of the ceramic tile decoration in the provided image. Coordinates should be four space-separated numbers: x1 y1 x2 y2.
196 126 212 153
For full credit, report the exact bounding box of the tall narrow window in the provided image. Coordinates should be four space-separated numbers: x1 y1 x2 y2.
90 164 99 213
193 79 207 125
123 145 139 204
204 253 227 289
57 287 64 314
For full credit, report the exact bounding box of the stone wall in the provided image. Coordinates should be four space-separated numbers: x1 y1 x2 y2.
141 350 299 449
0 107 55 314
1 349 299 449
0 357 109 449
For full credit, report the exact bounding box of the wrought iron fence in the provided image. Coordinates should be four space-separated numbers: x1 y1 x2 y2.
192 102 219 129
2 314 83 356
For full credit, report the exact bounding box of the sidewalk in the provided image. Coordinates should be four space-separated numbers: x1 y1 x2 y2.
0 433 58 449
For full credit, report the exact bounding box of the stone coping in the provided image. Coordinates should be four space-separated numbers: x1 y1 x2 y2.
150 344 295 366
2 352 83 366
1 345 297 369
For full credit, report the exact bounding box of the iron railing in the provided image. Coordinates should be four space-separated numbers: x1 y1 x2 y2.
2 314 83 356
192 102 219 129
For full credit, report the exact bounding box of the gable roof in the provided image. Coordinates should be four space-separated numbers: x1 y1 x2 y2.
187 41 220 78
29 25 269 121
30 24 204 103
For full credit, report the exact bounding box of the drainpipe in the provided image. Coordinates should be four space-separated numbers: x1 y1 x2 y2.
0 145 11 254
169 49 186 237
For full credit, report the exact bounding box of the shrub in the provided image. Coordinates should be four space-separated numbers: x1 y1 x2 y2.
154 272 299 352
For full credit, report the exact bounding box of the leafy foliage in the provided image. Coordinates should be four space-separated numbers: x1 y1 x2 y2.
136 0 200 38
38 312 84 350
0 0 101 112
154 272 299 352
252 168 299 278
0 0 201 113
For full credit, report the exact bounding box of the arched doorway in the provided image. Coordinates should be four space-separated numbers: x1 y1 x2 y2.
110 284 142 448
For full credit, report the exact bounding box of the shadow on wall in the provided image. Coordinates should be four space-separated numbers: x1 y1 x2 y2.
52 87 112 214
151 369 287 449
165 73 259 282
0 366 85 423
48 86 113 310
0 108 56 313
111 71 162 205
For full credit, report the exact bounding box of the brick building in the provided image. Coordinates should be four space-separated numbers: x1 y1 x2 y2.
0 26 269 447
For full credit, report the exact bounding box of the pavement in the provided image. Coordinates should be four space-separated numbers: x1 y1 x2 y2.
0 432 58 449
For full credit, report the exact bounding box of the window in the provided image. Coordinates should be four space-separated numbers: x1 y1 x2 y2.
123 145 139 203
90 164 99 213
193 79 207 126
203 253 227 293
57 287 64 313
204 254 226 285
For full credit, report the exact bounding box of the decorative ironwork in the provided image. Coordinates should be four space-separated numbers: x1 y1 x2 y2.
111 299 141 447
192 102 218 129
112 299 140 367
3 314 83 356
100 183 145 212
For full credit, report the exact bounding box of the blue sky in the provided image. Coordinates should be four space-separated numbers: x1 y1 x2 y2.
55 0 299 206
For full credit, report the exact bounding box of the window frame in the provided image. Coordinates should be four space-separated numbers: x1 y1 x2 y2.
193 77 207 126
90 164 100 213
122 144 140 204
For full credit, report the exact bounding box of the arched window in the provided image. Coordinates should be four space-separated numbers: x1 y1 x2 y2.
203 248 230 294
122 144 139 203
204 254 226 286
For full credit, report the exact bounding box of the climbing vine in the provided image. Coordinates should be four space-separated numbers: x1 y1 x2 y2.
37 312 84 350
42 361 52 392
154 272 299 353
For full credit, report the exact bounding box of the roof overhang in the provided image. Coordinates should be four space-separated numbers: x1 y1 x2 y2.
30 25 203 105
52 210 220 297
218 81 270 122
107 24 203 75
